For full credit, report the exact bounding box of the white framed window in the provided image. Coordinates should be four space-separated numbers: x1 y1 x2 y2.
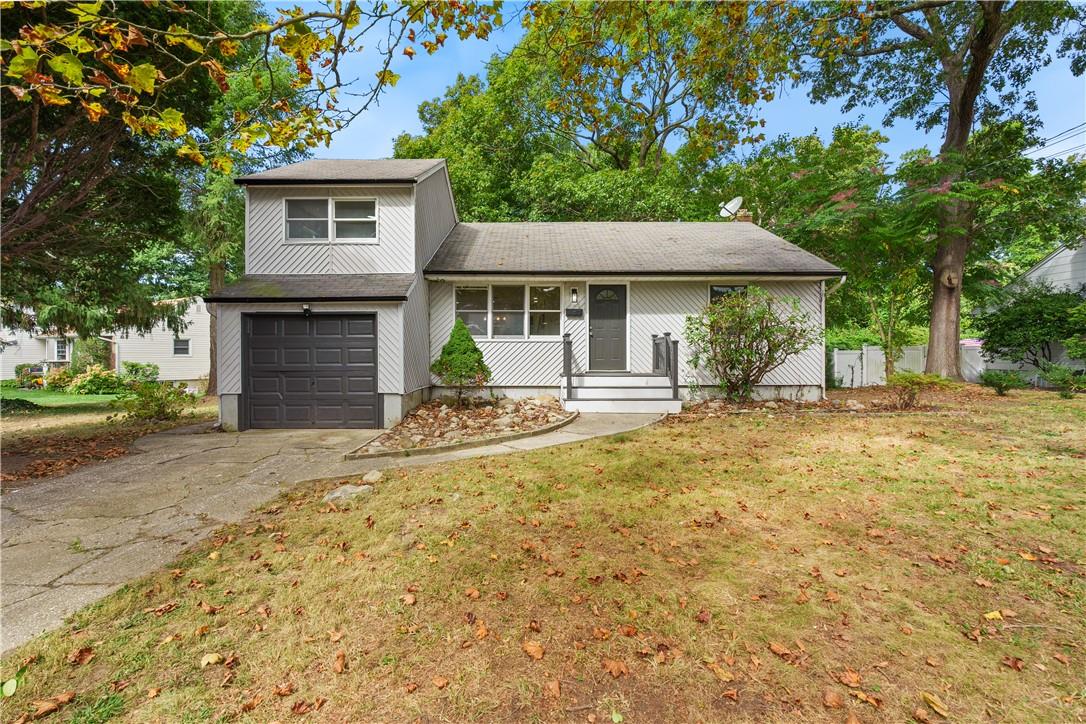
333 198 377 241
173 338 191 356
454 287 489 337
528 285 561 337
454 285 564 340
285 199 329 241
709 284 747 303
55 338 68 361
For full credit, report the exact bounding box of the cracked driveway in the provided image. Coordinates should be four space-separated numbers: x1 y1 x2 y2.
1 424 382 652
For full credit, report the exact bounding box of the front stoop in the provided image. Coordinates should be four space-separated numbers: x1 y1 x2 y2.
562 373 682 414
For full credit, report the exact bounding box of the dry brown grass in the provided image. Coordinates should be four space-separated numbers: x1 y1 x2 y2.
2 388 1084 723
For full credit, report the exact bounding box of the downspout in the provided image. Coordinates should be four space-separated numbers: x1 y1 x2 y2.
826 274 847 297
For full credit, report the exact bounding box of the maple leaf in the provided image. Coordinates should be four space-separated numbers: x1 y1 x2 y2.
274 682 294 697
839 667 862 688
433 676 449 689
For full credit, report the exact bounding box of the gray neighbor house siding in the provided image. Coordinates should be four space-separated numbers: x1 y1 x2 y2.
209 159 841 430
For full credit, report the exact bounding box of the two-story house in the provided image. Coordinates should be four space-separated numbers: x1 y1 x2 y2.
205 159 843 430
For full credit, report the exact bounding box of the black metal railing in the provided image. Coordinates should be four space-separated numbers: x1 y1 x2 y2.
651 333 680 400
562 333 573 399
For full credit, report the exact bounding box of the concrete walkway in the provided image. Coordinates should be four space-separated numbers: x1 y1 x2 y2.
1 413 657 652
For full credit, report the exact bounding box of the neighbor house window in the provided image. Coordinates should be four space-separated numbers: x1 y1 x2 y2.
455 287 489 337
454 285 563 339
55 338 68 361
529 285 561 336
491 285 525 338
285 199 329 240
333 199 377 241
173 339 191 355
709 284 746 302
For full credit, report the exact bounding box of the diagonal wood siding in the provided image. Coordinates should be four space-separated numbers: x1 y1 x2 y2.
629 281 823 388
246 186 415 275
217 302 404 395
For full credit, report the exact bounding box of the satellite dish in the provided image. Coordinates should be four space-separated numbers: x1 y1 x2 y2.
719 196 743 218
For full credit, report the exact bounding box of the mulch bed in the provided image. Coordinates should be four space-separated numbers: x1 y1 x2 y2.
357 396 573 455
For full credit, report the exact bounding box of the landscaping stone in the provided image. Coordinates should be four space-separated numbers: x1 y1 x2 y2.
322 484 373 503
355 396 573 455
362 469 383 484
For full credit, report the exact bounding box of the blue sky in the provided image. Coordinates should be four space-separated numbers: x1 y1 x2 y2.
317 15 1086 167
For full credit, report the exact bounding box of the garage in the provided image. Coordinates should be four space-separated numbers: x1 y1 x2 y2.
243 314 378 429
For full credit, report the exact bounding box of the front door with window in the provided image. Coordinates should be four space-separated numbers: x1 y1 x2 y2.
589 284 627 370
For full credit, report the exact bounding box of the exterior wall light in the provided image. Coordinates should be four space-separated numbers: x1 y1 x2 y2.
570 288 579 305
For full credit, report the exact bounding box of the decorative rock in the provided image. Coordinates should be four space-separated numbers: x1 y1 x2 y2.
362 469 383 484
845 399 865 411
763 401 779 410
322 484 373 503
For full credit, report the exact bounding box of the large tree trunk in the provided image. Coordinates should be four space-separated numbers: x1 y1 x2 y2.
924 235 968 380
205 262 225 396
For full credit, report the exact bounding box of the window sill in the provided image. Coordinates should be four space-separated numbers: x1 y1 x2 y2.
471 337 564 343
283 239 379 246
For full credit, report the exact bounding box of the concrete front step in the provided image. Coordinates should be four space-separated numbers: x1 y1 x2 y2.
571 374 668 387
563 398 682 414
569 385 675 400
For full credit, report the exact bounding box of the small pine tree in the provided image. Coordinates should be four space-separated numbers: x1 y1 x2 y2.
430 318 492 406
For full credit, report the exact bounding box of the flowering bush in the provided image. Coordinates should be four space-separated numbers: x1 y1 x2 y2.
67 364 126 394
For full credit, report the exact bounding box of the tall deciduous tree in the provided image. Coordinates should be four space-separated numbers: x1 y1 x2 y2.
799 0 1086 378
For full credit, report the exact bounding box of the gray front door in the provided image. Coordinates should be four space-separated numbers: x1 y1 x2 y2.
589 284 627 370
244 314 378 429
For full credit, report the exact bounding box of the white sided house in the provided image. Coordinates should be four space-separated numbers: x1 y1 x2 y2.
113 298 211 385
206 159 843 430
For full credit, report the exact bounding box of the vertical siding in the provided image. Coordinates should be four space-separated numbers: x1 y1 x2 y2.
414 168 457 271
628 281 824 388
245 186 415 275
114 300 211 381
217 302 404 395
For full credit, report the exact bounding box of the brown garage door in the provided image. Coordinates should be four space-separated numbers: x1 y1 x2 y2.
243 314 378 429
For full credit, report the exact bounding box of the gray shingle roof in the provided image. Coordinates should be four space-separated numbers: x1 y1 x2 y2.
425 222 842 277
204 274 415 303
235 159 445 185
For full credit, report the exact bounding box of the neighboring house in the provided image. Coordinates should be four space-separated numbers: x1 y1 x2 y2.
983 243 1085 378
114 298 211 386
0 329 76 378
1 298 211 384
205 159 843 430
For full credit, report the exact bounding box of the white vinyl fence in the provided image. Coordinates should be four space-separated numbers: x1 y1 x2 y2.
831 343 980 387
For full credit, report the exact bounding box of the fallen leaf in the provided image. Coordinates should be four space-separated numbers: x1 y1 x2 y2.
544 679 561 699
66 647 95 666
200 653 224 669
768 642 791 659
400 593 416 606
1053 652 1070 665
241 695 261 712
914 706 932 723
983 610 1003 621
839 667 862 687
822 688 844 709
334 650 347 674
602 658 629 678
405 682 418 693
695 608 711 624
328 629 344 643
850 689 882 707
29 691 76 720
1001 655 1024 671
974 577 993 588
147 688 161 700
845 713 862 724
475 621 489 640
593 627 612 641
795 589 810 604
522 640 545 660
618 624 638 637
465 587 481 599
433 676 449 689
274 682 294 697
704 660 734 683
921 691 950 718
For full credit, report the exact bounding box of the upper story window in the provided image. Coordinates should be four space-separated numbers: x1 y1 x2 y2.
709 284 747 303
173 338 191 356
54 338 68 361
284 198 378 243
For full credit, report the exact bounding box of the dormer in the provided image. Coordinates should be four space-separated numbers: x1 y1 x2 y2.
234 159 456 276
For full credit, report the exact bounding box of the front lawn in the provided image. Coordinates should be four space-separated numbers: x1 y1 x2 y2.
3 390 1083 722
0 387 118 412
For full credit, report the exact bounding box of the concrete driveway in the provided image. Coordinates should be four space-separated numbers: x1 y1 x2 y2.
0 424 383 652
0 413 658 652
